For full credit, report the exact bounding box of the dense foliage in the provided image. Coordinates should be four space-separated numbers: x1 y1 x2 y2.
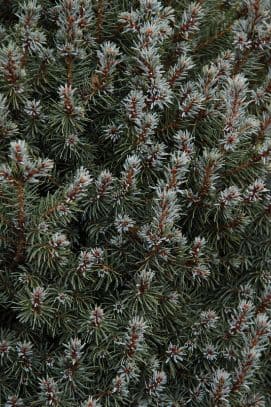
0 0 271 405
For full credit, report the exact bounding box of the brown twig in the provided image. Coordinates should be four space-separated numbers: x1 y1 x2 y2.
223 147 271 177
198 161 216 202
13 180 26 264
66 55 73 87
96 0 104 43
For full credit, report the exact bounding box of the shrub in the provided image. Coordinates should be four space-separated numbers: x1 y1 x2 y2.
0 0 270 405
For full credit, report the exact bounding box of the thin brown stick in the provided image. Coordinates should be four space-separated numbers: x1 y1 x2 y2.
13 180 26 264
66 55 73 87
96 0 104 43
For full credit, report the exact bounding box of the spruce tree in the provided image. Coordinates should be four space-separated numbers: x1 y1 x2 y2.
0 0 271 405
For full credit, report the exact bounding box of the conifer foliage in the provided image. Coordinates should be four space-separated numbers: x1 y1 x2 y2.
0 0 271 405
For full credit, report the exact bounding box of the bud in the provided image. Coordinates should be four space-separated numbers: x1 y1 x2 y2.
146 370 167 395
174 130 194 155
228 300 254 337
95 170 113 199
136 269 155 295
178 2 204 40
24 99 42 119
64 133 79 147
16 341 33 372
115 214 135 233
0 338 11 358
200 310 219 329
39 377 59 406
9 140 28 165
65 167 92 203
210 369 231 405
77 247 104 276
5 396 24 407
50 232 70 249
31 286 46 312
190 237 206 258
112 375 128 396
103 123 123 142
244 179 268 202
123 316 148 357
166 343 186 364
64 337 85 365
123 90 145 123
203 344 218 361
121 155 141 192
81 397 101 407
219 186 241 207
58 84 84 117
90 306 104 327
